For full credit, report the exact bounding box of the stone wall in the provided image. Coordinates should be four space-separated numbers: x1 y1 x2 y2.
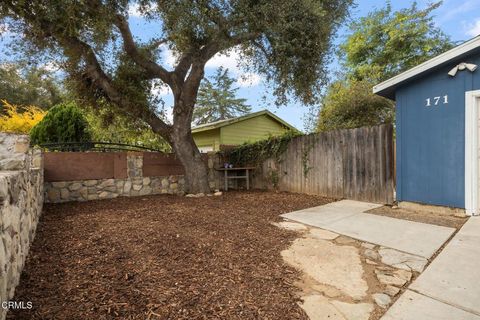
0 133 43 320
45 152 223 203
45 176 185 202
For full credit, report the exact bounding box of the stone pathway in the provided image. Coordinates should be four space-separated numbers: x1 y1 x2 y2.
277 200 458 320
274 221 429 319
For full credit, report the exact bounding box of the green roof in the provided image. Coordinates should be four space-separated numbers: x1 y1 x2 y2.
191 110 297 133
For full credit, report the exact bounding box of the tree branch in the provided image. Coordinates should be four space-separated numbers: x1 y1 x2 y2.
59 35 172 140
114 14 173 86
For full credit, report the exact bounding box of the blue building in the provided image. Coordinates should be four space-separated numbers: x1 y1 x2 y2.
374 36 480 216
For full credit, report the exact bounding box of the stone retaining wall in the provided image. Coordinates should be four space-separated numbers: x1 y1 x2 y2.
0 133 43 320
45 175 185 202
45 152 223 203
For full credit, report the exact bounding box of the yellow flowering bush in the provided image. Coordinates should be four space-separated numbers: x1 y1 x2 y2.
0 100 46 133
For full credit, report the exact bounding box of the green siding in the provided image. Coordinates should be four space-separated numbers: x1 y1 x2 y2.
192 128 221 150
220 115 288 145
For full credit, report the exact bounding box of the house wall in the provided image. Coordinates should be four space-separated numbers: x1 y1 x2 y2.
396 53 480 208
220 115 288 145
192 128 221 150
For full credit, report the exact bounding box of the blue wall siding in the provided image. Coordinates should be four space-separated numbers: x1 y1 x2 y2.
396 54 480 208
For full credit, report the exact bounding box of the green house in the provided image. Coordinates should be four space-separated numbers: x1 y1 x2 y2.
192 110 297 152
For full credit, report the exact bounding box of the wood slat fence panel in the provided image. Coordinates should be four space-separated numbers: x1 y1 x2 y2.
142 153 185 176
253 124 394 204
44 152 128 182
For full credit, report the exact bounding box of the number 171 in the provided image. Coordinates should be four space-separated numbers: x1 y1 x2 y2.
426 95 448 107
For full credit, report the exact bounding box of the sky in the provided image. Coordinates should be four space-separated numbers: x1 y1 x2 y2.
129 0 480 131
2 0 480 131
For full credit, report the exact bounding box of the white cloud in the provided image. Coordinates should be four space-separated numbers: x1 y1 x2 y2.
237 72 261 87
465 19 480 37
160 46 263 88
206 49 243 73
128 2 157 18
206 48 263 88
160 45 178 69
128 3 142 17
151 80 171 97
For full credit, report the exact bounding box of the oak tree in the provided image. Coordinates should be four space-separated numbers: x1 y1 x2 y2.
1 0 352 193
0 63 63 109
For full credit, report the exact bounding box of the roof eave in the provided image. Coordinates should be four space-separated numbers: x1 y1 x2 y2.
373 36 480 100
191 110 298 133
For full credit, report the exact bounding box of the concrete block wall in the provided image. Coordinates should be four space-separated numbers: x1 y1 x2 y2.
0 133 43 320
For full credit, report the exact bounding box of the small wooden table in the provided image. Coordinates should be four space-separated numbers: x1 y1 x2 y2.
216 167 256 191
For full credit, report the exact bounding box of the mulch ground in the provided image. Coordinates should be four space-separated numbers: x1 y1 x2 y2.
9 191 333 320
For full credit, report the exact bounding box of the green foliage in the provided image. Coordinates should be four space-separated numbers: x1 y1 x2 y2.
317 80 394 132
268 169 280 189
0 63 64 110
302 141 314 177
316 1 453 132
30 102 92 148
225 130 301 166
193 67 251 125
1 0 352 109
84 107 170 151
340 1 454 82
1 0 352 191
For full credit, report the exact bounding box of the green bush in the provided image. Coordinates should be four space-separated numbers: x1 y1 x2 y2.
30 102 92 150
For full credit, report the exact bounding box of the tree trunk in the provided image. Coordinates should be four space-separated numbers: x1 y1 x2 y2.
170 121 210 195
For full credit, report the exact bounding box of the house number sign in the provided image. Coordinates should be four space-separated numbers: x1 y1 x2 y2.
425 95 448 107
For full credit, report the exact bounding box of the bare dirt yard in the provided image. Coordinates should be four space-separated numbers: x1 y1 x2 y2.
8 191 334 320
367 206 467 230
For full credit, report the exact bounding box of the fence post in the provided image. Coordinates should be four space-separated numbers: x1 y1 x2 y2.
127 152 143 178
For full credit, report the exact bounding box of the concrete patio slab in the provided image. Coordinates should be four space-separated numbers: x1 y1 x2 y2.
327 213 454 258
283 200 382 226
382 290 480 320
409 217 480 315
281 200 455 258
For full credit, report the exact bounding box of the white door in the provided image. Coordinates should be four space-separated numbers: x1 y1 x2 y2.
465 90 480 216
477 97 480 212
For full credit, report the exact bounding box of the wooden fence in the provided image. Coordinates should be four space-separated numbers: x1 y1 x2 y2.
254 124 394 204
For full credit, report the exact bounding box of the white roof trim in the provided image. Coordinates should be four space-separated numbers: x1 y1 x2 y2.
373 36 480 94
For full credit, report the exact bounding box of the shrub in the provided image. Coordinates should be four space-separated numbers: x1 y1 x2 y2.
317 79 394 132
30 102 92 149
0 100 46 133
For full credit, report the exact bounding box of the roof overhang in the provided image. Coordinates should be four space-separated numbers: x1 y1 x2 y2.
373 36 480 100
191 110 298 133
